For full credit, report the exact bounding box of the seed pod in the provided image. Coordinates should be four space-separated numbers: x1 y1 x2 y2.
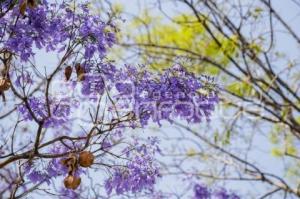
64 175 81 190
64 66 72 81
60 153 78 175
79 151 94 167
75 63 85 81
27 0 37 8
0 78 11 92
19 0 27 16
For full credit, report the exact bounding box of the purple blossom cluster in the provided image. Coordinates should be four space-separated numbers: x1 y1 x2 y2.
18 97 73 128
24 157 64 185
79 61 117 96
104 137 161 195
17 62 219 130
0 0 115 61
194 184 240 199
23 146 67 183
114 64 219 126
23 145 86 186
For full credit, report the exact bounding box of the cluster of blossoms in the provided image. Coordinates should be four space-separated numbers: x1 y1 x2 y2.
17 63 219 129
105 137 161 195
194 184 240 199
24 157 67 184
18 96 75 127
79 61 117 96
23 145 72 180
114 64 219 126
0 0 115 61
21 136 161 197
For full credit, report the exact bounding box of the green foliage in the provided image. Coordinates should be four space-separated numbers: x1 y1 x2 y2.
125 13 237 75
226 81 253 97
271 148 284 157
269 124 300 181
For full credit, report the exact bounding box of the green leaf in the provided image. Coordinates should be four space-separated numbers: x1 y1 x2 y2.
227 81 253 96
222 130 231 145
214 131 219 143
271 148 284 157
187 148 197 157
287 145 297 156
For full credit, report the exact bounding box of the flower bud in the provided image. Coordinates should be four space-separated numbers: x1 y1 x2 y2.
64 175 81 190
79 151 94 167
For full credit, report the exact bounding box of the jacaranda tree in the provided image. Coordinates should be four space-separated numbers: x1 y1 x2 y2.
0 0 239 198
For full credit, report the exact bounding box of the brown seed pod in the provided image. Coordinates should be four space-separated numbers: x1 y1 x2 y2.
79 151 94 168
75 63 85 81
64 175 81 190
0 78 11 92
64 66 72 81
27 0 37 8
19 0 27 16
60 153 78 175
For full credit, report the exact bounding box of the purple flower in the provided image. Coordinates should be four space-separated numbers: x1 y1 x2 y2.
192 184 240 199
112 64 219 126
105 158 160 195
27 171 46 184
58 188 80 199
104 138 161 195
81 74 105 96
84 44 97 59
18 97 72 128
15 72 34 87
214 188 240 199
116 82 133 95
194 184 211 199
1 1 114 61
